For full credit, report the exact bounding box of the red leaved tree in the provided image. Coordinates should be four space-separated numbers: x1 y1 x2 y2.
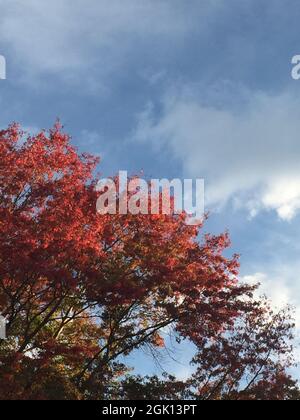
0 124 298 400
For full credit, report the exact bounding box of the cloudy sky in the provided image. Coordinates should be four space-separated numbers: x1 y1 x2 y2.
1 0 300 374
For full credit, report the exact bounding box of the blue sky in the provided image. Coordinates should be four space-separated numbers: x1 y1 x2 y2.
1 0 300 376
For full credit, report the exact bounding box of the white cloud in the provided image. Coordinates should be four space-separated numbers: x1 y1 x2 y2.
134 89 300 220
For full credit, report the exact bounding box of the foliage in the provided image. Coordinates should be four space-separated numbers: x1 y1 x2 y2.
0 124 298 400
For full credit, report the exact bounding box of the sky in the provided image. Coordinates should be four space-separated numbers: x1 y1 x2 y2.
1 0 300 376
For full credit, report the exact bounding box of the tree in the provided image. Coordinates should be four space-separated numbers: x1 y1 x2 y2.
102 304 300 401
0 124 298 400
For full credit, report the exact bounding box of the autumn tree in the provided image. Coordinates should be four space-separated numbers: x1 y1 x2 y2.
0 124 298 400
104 303 300 401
